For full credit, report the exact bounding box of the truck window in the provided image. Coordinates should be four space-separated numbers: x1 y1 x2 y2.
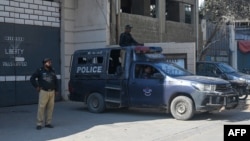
217 63 236 73
135 64 143 78
197 63 205 73
141 65 154 79
206 64 217 75
155 63 192 76
77 56 103 65
92 57 103 64
134 64 160 79
78 57 87 64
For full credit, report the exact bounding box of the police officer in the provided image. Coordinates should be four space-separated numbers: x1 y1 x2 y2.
30 58 58 130
119 25 144 67
141 65 153 79
119 24 143 47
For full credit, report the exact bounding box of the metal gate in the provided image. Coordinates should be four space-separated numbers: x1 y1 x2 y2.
0 23 61 107
237 43 250 72
235 22 250 72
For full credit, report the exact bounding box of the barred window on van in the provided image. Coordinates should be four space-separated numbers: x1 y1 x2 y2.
78 57 88 64
78 57 103 64
92 57 103 64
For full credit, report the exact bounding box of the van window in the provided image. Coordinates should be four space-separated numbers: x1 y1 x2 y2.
92 57 103 64
135 64 160 79
135 64 143 78
77 56 103 64
78 57 87 64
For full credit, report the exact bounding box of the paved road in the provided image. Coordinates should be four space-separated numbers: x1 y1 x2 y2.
0 98 249 141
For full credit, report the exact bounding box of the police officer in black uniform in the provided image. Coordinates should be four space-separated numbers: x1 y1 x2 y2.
119 24 143 47
30 58 58 130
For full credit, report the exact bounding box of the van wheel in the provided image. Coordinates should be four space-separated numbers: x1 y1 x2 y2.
236 88 248 100
87 93 105 113
170 96 194 120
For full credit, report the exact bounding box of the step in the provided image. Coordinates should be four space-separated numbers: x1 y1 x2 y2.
105 85 121 90
105 98 121 103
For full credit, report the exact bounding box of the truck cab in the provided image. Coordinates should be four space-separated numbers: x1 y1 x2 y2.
196 61 250 100
68 46 238 120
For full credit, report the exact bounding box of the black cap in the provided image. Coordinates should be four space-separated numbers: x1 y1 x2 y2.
125 24 133 29
42 58 51 64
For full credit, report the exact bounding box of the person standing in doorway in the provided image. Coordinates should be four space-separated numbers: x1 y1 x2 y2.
30 58 58 130
119 24 143 47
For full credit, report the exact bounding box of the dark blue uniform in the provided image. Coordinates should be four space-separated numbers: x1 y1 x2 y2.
119 32 139 47
30 67 58 91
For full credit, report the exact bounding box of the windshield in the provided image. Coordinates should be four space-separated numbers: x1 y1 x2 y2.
217 63 236 73
155 62 193 77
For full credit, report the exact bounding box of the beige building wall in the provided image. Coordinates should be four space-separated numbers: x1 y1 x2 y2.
119 13 196 45
145 42 196 73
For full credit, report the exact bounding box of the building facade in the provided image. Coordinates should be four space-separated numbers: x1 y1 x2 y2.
0 0 61 106
0 0 198 106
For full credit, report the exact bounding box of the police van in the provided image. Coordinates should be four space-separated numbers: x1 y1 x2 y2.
68 46 238 120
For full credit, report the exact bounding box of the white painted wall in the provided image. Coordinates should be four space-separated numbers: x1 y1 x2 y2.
0 0 60 27
60 0 74 100
61 0 110 100
74 0 110 50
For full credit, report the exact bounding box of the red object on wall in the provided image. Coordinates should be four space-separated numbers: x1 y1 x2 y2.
238 40 250 53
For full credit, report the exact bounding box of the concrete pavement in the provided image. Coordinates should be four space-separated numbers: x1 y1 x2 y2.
0 98 249 141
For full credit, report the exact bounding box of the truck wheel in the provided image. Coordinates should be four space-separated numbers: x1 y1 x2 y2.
238 93 248 100
237 88 248 100
87 93 105 113
170 96 194 120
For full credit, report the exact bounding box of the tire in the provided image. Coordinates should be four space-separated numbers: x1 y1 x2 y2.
239 94 248 100
237 88 248 100
170 96 194 120
87 93 105 113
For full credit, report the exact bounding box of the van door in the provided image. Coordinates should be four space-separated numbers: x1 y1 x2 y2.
128 64 164 106
105 49 126 105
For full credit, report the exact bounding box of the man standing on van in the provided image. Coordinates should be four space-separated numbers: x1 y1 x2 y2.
119 24 143 47
30 58 58 130
119 25 143 67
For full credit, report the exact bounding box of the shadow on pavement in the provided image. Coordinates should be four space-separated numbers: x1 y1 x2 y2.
0 98 249 141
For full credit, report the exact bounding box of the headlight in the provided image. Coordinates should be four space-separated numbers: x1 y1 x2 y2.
191 82 216 91
228 76 247 82
238 77 247 82
244 79 250 84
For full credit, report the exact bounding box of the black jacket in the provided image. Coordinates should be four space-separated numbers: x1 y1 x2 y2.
30 67 58 91
119 32 139 47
